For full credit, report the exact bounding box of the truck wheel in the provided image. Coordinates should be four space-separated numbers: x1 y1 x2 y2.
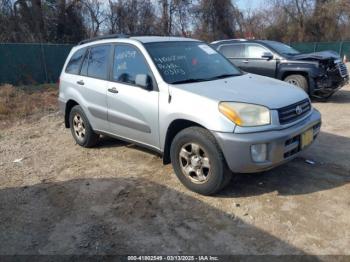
284 74 309 93
69 105 99 147
170 127 231 195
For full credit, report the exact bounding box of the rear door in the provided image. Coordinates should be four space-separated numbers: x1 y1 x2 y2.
77 44 112 131
218 43 246 69
106 43 160 149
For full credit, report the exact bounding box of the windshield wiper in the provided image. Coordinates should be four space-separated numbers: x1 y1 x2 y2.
284 52 299 56
171 78 208 84
171 74 238 84
206 74 238 80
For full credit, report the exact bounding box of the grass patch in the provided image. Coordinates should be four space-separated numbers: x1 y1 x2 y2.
0 83 58 127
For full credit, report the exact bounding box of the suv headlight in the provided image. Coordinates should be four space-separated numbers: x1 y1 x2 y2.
219 102 271 127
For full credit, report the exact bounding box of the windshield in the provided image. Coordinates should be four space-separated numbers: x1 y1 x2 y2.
144 41 241 84
266 41 300 55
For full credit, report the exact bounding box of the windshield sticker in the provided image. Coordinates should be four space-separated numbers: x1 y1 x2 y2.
198 45 216 55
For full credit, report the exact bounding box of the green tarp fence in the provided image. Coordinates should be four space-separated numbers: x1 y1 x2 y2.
0 41 349 85
0 43 74 85
290 41 350 60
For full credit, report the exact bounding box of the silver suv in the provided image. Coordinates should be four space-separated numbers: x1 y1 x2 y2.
59 35 321 195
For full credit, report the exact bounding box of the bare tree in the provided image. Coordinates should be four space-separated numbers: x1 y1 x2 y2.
0 0 350 43
193 0 237 41
82 0 106 37
107 0 158 35
172 0 193 36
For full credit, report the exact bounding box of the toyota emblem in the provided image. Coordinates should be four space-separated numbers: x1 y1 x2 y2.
295 105 303 115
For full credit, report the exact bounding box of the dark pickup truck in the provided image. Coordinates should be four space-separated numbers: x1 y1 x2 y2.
211 39 349 99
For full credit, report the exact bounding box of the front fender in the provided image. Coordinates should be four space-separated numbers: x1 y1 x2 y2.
158 88 235 151
277 62 319 94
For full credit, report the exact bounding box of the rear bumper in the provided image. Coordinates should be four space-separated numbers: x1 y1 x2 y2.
213 109 321 173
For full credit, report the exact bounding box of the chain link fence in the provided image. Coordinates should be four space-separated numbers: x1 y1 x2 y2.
0 43 73 85
290 41 350 61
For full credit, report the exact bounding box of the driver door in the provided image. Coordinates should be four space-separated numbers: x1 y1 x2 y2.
106 44 160 150
243 43 277 77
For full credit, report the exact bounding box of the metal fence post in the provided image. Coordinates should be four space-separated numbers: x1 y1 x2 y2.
40 42 49 83
339 41 344 58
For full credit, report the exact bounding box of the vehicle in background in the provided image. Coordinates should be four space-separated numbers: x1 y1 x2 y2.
59 35 321 195
211 39 349 99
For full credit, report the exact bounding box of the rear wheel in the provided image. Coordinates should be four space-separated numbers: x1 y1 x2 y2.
170 127 231 195
69 105 99 147
284 74 309 93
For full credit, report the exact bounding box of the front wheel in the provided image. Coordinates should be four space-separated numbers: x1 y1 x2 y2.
284 74 309 93
170 127 231 195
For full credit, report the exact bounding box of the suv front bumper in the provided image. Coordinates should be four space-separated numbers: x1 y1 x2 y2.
314 75 349 93
212 109 321 173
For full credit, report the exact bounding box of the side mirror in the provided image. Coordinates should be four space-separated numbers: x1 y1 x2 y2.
135 74 153 90
262 52 273 60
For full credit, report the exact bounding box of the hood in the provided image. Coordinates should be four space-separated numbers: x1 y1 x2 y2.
171 74 308 109
291 51 340 61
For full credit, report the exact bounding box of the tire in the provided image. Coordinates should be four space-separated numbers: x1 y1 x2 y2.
170 127 232 195
284 74 309 93
69 105 99 148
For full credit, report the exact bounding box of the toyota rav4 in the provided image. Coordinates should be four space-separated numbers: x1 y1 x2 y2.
59 35 322 195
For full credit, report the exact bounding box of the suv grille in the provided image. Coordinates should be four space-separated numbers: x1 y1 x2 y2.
337 61 348 77
278 99 311 125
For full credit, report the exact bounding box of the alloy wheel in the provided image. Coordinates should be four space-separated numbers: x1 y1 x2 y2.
72 113 86 142
179 143 211 184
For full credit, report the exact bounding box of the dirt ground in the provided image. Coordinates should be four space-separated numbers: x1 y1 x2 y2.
0 84 350 256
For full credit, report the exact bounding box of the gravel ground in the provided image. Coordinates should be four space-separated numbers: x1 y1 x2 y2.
0 85 349 255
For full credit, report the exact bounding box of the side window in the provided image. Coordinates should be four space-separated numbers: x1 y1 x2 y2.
246 44 268 59
219 44 244 58
113 45 152 88
80 45 110 79
65 48 85 74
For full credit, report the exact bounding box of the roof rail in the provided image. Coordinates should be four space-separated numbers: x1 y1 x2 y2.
78 34 129 45
211 39 247 44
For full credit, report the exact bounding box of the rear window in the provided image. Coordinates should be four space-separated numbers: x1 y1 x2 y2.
219 44 245 58
65 48 86 74
81 45 111 80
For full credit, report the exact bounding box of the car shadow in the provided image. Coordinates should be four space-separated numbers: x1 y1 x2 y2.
315 88 350 104
96 131 349 199
96 135 129 148
219 131 350 198
0 177 313 256
96 135 162 157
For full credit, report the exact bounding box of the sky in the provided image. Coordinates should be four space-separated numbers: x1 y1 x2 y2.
235 0 264 11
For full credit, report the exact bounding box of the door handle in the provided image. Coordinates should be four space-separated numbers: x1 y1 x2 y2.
242 60 249 63
108 87 119 94
77 80 85 85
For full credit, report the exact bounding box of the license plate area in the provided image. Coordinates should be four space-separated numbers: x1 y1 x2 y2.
301 128 314 149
